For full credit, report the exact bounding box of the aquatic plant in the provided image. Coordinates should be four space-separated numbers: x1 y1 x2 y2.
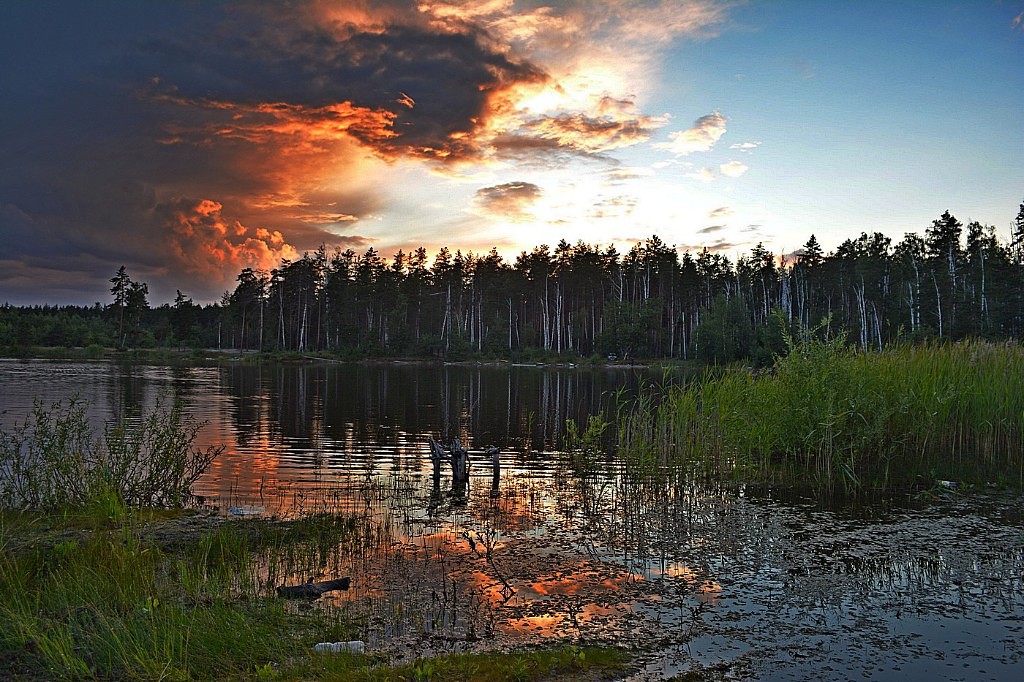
0 397 221 510
616 339 1024 492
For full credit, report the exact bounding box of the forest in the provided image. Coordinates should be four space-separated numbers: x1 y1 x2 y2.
3 205 1023 364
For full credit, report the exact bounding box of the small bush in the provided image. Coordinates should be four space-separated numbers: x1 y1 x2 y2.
0 397 221 510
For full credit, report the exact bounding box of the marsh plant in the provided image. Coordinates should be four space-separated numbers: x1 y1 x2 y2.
617 339 1024 492
0 396 221 510
0 510 368 680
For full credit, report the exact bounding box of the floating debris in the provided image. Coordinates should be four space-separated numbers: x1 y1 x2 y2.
313 641 365 654
228 505 266 516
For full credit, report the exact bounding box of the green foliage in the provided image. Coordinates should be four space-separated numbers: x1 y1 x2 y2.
695 295 752 364
565 414 612 475
4 202 1024 361
381 646 628 682
617 340 1024 492
0 397 221 511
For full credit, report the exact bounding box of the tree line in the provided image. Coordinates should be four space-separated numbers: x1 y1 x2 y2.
3 204 1023 364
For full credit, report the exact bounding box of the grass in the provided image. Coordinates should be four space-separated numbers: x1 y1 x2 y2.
615 339 1024 493
375 646 629 681
0 509 628 681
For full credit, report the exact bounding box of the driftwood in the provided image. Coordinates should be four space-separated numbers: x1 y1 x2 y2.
276 577 351 599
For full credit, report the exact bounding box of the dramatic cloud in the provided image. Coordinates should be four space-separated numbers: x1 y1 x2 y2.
157 198 299 280
720 161 749 177
654 111 727 156
0 0 733 303
474 182 543 221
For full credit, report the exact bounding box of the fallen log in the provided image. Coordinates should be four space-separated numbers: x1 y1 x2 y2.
276 577 351 599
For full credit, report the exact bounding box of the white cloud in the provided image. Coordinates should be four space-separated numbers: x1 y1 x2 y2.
720 161 749 178
654 111 727 156
686 167 716 183
730 141 761 151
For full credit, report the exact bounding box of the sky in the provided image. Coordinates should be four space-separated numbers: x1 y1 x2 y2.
1 0 1022 306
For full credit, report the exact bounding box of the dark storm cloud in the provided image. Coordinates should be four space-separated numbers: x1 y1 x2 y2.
0 1 548 303
474 182 543 221
698 224 727 234
141 8 547 159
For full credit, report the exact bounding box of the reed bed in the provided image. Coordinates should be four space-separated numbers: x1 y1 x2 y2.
616 339 1024 492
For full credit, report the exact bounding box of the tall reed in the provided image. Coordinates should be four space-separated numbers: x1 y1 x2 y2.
616 339 1024 492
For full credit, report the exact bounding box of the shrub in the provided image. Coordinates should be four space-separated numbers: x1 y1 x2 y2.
0 397 221 510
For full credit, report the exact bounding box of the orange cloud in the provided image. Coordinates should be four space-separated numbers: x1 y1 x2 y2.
157 95 399 153
160 197 299 280
140 0 730 288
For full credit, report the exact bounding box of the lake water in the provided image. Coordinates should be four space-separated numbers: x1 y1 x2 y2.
1 358 1022 680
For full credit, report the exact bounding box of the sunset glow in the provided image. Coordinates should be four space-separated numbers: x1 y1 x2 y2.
2 1 1022 304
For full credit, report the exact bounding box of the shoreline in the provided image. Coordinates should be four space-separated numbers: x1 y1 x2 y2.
0 345 661 370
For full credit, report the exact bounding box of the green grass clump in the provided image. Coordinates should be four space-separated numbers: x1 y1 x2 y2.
364 645 629 681
617 339 1024 492
0 512 359 680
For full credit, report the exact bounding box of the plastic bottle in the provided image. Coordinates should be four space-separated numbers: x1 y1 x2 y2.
313 641 365 654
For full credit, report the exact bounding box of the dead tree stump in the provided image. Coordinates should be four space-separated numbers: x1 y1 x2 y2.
427 435 445 479
450 438 470 483
427 436 471 483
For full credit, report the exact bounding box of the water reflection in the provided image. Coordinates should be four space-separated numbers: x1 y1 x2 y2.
1 360 1023 680
216 362 635 453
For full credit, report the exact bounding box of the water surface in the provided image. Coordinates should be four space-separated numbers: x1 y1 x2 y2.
1 359 1021 680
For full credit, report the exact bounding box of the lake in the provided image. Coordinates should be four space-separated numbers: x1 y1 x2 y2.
1 358 1022 680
